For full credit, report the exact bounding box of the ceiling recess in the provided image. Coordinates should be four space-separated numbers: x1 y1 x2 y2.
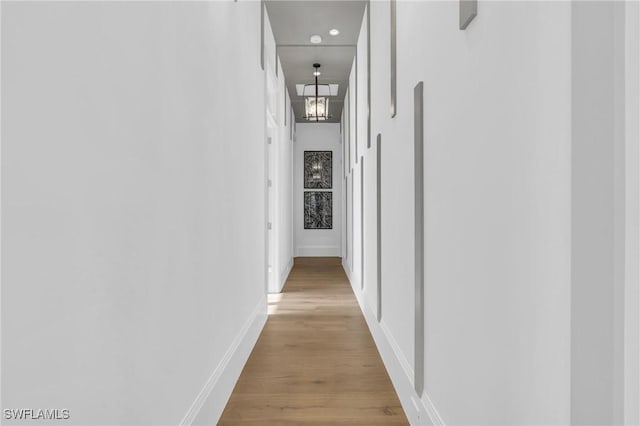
265 1 367 122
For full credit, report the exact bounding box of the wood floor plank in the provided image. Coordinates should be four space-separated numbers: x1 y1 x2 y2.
219 257 408 425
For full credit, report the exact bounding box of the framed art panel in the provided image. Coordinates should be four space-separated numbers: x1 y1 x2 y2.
304 191 333 229
304 151 332 189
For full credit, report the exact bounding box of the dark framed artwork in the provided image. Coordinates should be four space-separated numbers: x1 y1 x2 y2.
304 151 332 189
304 191 332 229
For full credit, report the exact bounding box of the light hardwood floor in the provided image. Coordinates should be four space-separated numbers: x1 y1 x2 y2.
219 257 408 425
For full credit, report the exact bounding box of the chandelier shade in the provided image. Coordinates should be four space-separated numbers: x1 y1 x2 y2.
304 96 329 121
303 63 332 122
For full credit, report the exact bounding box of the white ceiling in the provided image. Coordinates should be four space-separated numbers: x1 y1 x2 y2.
265 0 366 123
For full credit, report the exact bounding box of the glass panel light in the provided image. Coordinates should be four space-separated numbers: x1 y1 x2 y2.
303 63 332 122
304 96 329 121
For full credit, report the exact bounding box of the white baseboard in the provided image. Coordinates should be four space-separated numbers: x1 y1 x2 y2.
273 258 293 293
342 258 352 282
295 245 340 257
180 296 267 426
341 263 444 426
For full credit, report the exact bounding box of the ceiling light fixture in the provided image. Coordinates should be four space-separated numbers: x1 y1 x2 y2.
310 34 322 44
296 83 339 97
304 63 332 123
329 28 340 36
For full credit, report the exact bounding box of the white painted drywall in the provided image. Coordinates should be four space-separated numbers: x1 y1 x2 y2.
293 123 342 257
571 2 629 423
275 68 294 292
344 1 638 425
348 65 357 275
2 2 267 424
400 2 572 422
264 8 279 294
347 1 575 424
263 9 294 293
357 7 379 316
624 3 640 424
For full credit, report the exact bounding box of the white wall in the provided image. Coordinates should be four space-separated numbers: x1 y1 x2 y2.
347 1 573 424
402 2 571 423
341 93 348 263
570 2 626 423
294 123 342 257
340 50 360 275
264 7 294 293
2 2 267 424
342 2 639 425
624 3 640 425
347 65 357 275
275 79 294 291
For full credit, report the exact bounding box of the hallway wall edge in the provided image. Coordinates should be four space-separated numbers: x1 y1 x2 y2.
341 261 442 425
181 296 268 426
275 258 294 294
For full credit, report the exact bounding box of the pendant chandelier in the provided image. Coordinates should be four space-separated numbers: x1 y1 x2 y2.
303 63 332 122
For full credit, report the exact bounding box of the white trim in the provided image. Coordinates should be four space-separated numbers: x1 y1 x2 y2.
420 390 445 426
273 257 293 294
295 245 340 257
380 320 413 383
342 257 353 283
180 296 267 426
342 264 444 426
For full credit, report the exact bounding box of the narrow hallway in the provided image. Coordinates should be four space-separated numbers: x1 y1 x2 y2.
2 1 639 425
219 257 408 425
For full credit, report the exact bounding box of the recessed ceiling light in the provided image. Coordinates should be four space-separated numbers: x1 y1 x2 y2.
310 34 322 44
329 29 340 36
